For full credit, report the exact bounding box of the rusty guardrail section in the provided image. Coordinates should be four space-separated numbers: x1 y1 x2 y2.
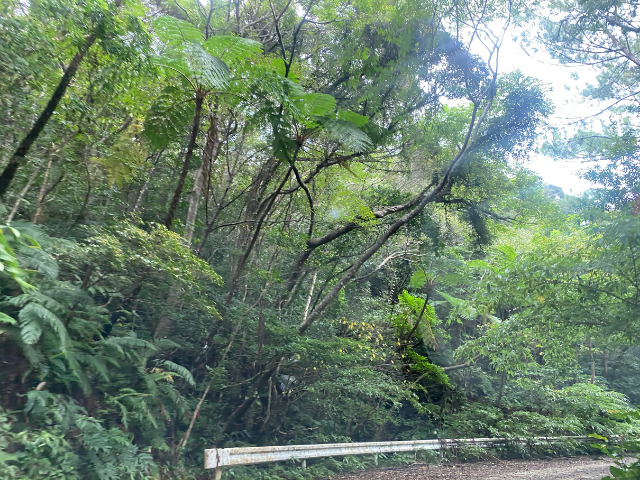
205 436 589 479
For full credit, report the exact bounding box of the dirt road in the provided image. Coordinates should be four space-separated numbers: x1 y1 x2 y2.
330 457 613 479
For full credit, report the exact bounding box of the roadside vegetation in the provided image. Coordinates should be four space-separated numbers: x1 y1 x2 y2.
1 0 640 478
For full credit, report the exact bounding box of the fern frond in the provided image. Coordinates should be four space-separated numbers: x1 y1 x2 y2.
185 43 229 89
30 250 59 279
325 119 372 152
19 302 71 347
157 360 196 387
18 341 46 370
203 35 262 64
338 109 369 127
154 338 182 350
74 351 111 383
144 86 195 149
153 16 203 45
4 293 36 307
18 305 43 345
45 284 95 309
63 349 92 393
31 291 65 314
157 43 229 90
0 311 17 325
292 93 336 118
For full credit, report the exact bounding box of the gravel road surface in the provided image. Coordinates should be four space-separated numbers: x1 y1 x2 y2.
329 457 612 479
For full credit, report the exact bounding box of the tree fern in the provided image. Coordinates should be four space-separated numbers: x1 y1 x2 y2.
291 92 337 119
143 87 195 149
153 16 203 45
154 17 230 90
324 119 372 152
184 42 229 89
203 35 262 64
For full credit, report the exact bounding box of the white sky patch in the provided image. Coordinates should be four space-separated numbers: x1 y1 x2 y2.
497 30 604 194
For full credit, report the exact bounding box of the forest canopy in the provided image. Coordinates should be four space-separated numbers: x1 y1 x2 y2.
1 0 640 478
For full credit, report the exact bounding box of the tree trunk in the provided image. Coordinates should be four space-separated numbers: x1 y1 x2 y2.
32 155 54 224
164 90 205 231
7 168 40 223
497 370 506 408
589 337 595 384
302 271 317 323
132 150 163 214
0 33 97 196
73 147 93 227
224 158 281 306
184 110 221 244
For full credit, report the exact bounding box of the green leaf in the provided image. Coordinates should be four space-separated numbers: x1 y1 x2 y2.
18 302 70 347
324 119 372 152
154 16 203 46
203 35 262 64
158 360 196 387
409 270 427 289
19 312 42 345
0 312 17 325
292 93 337 118
144 86 195 149
338 109 369 127
436 290 464 307
184 43 229 89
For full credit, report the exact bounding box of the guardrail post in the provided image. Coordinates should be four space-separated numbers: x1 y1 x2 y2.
301 459 306 470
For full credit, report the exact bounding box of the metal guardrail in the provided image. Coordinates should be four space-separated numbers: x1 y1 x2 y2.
205 435 589 479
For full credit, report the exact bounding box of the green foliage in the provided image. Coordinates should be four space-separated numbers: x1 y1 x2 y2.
3 0 640 478
0 403 157 480
591 416 640 480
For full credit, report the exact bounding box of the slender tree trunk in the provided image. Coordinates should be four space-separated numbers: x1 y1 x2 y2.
73 147 94 226
7 168 40 223
165 91 205 230
0 33 97 196
589 337 595 384
132 150 163 213
603 350 608 374
225 163 290 307
497 370 506 408
184 110 221 244
155 111 220 338
302 270 317 324
32 155 54 224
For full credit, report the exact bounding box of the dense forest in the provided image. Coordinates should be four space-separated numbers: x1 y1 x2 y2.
1 0 640 478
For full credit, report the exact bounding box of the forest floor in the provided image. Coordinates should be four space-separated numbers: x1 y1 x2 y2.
329 457 613 479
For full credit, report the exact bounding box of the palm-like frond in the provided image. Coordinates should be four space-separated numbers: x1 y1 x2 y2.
325 119 372 152
153 16 203 45
184 43 229 89
18 302 71 347
291 93 337 120
156 360 196 387
144 86 195 149
203 35 262 64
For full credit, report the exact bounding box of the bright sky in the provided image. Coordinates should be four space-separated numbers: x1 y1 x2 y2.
498 30 601 195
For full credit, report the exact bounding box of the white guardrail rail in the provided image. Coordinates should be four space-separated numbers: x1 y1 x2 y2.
205 436 589 479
